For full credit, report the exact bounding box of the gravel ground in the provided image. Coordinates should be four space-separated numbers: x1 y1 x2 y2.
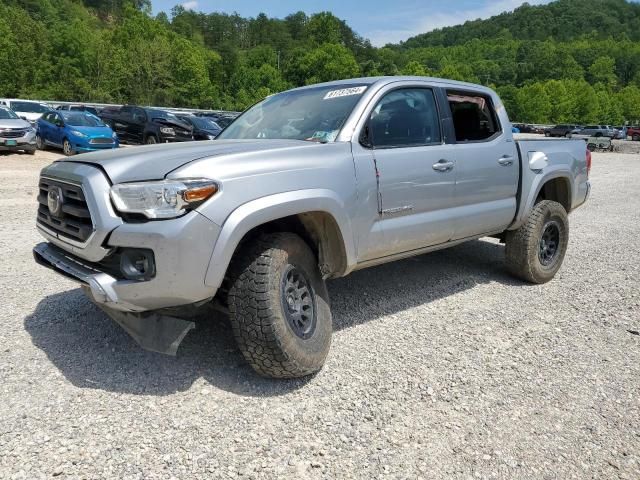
0 148 639 479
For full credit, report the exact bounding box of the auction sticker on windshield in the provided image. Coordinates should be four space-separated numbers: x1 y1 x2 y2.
323 86 367 100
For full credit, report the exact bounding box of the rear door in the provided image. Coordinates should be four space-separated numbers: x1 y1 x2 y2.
445 89 518 240
131 107 147 143
355 85 456 260
114 106 133 141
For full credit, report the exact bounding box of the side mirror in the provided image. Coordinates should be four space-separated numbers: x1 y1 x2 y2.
359 123 373 149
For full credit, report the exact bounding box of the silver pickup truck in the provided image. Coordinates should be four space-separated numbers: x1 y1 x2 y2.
33 76 591 378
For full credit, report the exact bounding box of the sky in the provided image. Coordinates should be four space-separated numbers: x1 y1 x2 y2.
152 0 553 46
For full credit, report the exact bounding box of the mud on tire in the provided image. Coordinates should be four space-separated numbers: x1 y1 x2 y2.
227 232 332 378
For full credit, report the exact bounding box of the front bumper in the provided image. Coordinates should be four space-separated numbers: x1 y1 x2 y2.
0 132 36 151
34 209 222 312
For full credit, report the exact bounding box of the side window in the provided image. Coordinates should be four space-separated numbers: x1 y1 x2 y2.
132 108 146 123
53 114 64 126
448 91 501 142
369 88 441 148
120 106 133 120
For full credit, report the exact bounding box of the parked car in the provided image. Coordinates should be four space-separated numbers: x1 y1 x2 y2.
36 110 119 156
0 106 36 154
100 106 193 144
0 99 51 124
33 76 591 378
544 124 581 137
627 126 640 141
195 112 238 129
176 115 222 140
614 126 627 140
57 104 100 116
512 123 537 134
578 125 615 138
511 125 520 133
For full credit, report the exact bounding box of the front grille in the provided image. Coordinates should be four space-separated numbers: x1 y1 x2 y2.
89 137 114 145
0 128 29 138
37 178 94 243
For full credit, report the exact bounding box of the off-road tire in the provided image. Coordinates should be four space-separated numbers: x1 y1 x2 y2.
227 232 332 378
505 200 569 284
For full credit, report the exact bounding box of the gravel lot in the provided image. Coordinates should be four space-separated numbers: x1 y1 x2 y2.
0 148 639 479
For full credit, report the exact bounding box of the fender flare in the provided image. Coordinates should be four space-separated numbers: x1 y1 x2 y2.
511 167 573 230
204 189 357 288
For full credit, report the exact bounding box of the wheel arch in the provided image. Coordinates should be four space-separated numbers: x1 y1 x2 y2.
204 190 357 289
510 170 573 231
534 176 571 212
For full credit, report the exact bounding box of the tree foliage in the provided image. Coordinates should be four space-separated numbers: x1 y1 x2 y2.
2 0 640 123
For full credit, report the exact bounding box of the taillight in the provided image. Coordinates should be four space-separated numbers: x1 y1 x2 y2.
586 148 592 177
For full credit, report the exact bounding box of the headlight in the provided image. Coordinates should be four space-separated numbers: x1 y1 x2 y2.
112 131 118 139
70 130 87 138
110 179 218 219
160 127 175 135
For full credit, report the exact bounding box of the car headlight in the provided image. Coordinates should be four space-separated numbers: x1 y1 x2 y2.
160 127 175 135
110 179 218 219
112 131 118 139
70 130 88 138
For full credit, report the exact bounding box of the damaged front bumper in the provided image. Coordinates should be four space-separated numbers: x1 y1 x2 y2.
33 242 204 355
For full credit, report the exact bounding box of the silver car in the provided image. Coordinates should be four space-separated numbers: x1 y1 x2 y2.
578 125 615 138
0 106 37 154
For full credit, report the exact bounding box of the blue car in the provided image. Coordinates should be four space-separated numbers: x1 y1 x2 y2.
36 110 118 155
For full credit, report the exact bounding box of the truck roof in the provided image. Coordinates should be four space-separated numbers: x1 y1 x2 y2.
289 76 494 94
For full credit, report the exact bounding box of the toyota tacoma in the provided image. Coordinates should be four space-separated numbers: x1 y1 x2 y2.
33 77 591 378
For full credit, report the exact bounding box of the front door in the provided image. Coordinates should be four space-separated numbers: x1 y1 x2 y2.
365 87 456 258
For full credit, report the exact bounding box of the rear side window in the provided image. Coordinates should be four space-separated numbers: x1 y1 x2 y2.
448 91 501 142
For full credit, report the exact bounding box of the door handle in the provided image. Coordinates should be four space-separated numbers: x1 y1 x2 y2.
498 156 514 166
432 159 454 172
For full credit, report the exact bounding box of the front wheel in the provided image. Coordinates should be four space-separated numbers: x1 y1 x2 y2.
227 232 332 378
35 134 46 150
145 134 157 144
62 139 74 156
505 200 569 284
633 134 640 142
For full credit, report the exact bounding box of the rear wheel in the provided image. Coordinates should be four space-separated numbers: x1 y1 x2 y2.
633 134 640 142
505 200 569 284
565 132 572 138
227 232 332 378
62 138 74 156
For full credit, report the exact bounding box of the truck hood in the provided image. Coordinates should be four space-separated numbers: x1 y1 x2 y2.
58 139 325 183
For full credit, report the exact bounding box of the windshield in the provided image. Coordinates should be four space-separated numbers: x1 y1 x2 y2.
10 101 50 113
61 112 105 127
218 84 369 142
189 116 220 130
147 109 180 122
0 108 19 120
